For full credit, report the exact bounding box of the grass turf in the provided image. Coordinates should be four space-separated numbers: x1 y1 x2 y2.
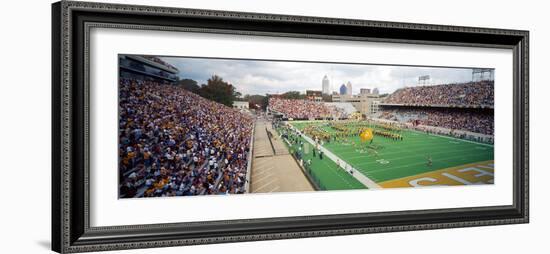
289 121 494 184
275 127 366 191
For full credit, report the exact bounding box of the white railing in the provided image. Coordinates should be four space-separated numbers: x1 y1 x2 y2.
244 122 256 193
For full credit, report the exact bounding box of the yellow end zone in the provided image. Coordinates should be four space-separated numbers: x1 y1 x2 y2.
379 160 494 188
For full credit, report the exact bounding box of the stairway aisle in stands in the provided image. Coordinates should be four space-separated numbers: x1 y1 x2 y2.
249 119 314 193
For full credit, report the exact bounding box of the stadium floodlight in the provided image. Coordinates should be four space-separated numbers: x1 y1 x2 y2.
472 68 494 82
418 75 431 85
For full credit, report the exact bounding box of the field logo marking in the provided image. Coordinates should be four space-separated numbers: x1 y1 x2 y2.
409 177 449 187
379 160 494 188
458 167 494 178
441 172 484 185
376 159 390 165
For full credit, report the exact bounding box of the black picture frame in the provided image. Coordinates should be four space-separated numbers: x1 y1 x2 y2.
51 1 529 253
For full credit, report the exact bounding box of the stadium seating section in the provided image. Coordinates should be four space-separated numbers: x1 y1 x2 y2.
118 78 253 198
269 98 348 119
378 81 494 135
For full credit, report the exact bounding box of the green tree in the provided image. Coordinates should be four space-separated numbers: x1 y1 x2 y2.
281 91 305 100
199 75 239 107
245 94 268 110
177 79 200 93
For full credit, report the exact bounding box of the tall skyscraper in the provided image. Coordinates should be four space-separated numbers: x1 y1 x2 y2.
339 84 347 95
346 81 353 95
322 75 330 95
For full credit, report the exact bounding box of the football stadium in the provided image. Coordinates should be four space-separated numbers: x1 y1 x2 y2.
118 55 494 198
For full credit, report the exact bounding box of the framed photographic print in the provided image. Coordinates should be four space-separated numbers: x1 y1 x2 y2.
51 1 529 253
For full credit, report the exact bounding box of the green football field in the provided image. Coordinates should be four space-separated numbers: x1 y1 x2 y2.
277 129 366 190
278 121 494 190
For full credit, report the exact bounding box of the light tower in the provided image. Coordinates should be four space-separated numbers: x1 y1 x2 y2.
346 81 353 95
418 75 431 85
472 68 494 82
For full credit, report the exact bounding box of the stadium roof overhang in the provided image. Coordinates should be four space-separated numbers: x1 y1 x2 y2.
120 66 178 82
126 55 179 74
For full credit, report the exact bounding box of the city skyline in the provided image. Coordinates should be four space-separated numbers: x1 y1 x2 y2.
160 56 492 97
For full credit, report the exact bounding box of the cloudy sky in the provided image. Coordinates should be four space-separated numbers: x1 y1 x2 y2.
160 56 488 96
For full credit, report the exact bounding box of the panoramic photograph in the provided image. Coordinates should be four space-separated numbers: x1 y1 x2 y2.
118 54 495 198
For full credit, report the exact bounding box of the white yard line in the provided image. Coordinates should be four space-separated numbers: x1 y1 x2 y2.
364 153 493 174
333 142 491 160
352 146 490 166
294 127 381 189
292 120 493 147
328 136 490 155
408 129 494 147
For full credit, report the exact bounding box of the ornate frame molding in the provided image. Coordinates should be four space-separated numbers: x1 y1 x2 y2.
52 1 529 253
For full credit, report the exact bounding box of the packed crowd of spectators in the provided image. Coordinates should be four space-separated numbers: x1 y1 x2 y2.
118 78 253 198
269 98 347 119
383 81 494 107
377 108 493 135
